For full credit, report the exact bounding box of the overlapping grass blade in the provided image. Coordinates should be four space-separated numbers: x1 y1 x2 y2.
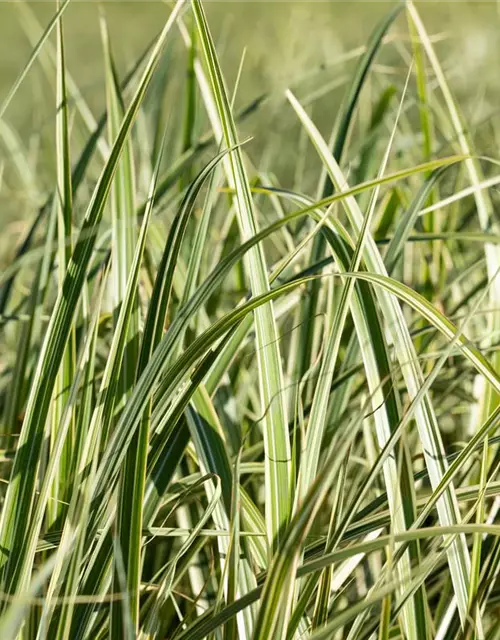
297 5 401 402
191 0 292 552
286 87 473 629
115 142 235 631
0 0 186 602
49 0 75 526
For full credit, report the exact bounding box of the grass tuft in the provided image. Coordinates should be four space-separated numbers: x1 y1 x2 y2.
0 2 500 638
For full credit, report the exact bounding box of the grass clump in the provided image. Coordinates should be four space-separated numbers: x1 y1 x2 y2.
1 1 500 638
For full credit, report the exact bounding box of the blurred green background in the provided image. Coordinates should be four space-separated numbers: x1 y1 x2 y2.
0 1 499 255
1 2 498 132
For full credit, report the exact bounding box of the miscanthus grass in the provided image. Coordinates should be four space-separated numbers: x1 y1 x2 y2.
1 1 500 638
